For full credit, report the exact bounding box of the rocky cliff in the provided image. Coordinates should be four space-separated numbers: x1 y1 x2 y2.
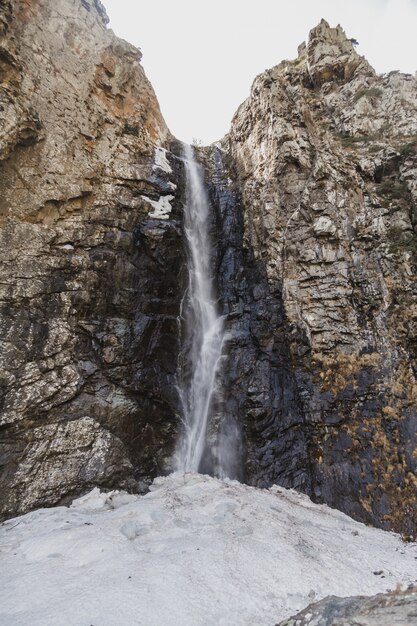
208 19 417 537
0 0 185 517
0 3 416 538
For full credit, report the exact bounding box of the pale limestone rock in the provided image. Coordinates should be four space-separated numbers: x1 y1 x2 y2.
313 216 337 236
9 417 133 513
306 19 370 87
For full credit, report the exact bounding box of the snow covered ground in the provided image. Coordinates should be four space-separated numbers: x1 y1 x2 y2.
1 473 417 626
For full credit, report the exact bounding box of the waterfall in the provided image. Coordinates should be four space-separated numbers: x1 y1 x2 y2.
176 143 225 473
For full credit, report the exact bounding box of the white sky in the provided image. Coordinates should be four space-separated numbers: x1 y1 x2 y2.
104 0 417 144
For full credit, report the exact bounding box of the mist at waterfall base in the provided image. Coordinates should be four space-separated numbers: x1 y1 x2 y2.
175 144 241 479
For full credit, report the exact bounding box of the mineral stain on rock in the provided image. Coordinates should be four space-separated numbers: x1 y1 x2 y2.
0 2 416 541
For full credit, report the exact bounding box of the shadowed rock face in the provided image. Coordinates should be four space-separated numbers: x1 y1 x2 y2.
204 147 313 491
277 587 417 626
0 5 416 538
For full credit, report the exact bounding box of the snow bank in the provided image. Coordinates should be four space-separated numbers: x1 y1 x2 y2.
1 473 416 626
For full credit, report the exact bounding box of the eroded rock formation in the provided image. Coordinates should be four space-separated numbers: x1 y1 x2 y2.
0 3 416 538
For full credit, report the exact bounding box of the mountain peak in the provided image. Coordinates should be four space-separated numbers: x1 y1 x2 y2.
299 19 373 86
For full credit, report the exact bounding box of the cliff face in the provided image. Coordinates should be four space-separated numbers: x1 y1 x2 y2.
0 0 185 517
1 4 416 538
215 19 417 535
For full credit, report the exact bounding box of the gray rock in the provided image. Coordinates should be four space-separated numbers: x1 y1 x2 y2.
277 587 417 626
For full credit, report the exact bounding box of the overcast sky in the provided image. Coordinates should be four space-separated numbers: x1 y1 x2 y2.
104 0 417 144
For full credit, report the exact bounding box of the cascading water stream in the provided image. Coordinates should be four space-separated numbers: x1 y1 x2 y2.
176 143 225 473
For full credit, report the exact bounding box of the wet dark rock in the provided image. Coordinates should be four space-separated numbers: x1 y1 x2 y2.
204 147 312 490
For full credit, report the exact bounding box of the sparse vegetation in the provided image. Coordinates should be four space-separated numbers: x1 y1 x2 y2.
353 87 383 103
123 122 139 136
399 139 417 160
337 354 417 540
336 133 367 148
313 351 381 394
387 226 417 255
292 56 304 67
376 180 408 199
393 290 415 307
368 144 383 153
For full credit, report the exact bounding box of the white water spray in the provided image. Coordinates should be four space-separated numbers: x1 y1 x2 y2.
176 143 225 472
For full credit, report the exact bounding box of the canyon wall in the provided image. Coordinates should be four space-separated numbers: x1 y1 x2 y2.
0 0 184 517
213 20 417 536
0 1 416 538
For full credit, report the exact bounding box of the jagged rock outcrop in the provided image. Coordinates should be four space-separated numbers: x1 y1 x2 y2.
211 19 417 536
277 586 417 626
0 0 185 517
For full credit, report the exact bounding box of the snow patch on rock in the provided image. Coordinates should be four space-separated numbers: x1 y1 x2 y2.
153 146 172 174
141 194 174 220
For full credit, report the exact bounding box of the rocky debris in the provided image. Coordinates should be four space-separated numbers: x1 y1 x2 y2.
0 0 185 519
277 586 417 626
